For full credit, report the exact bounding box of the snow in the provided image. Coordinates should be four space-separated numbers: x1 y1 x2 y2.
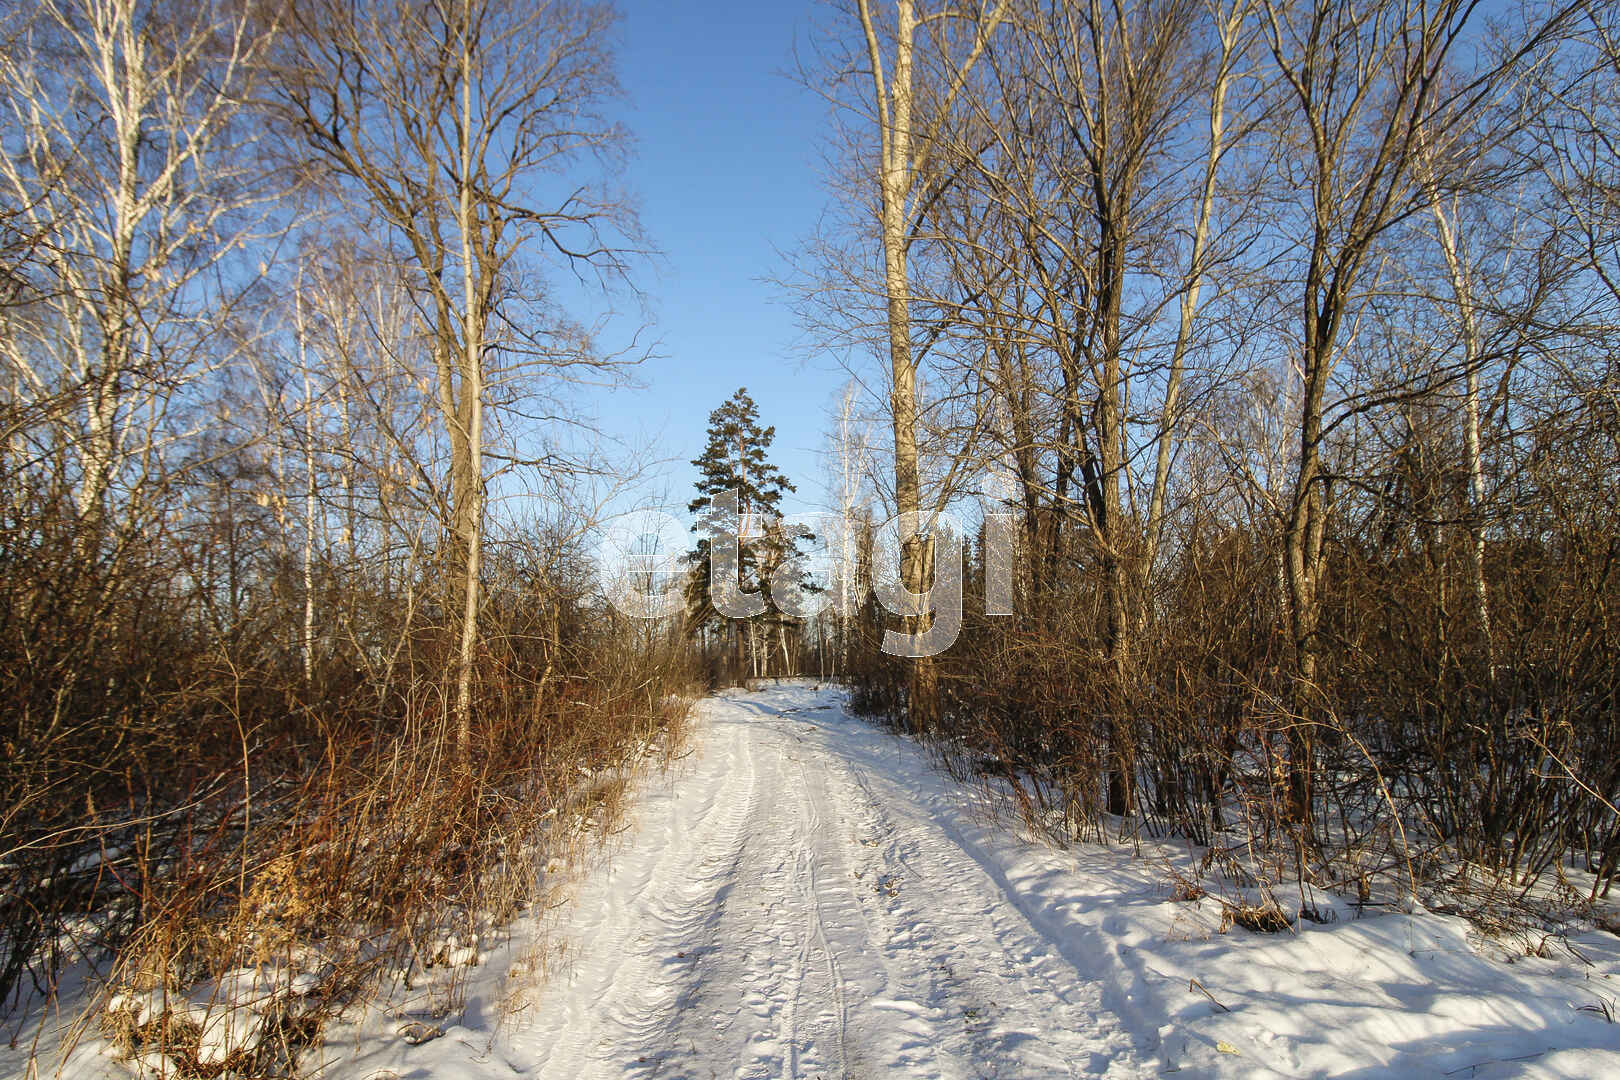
63 965 329 1079
12 683 1620 1078
305 683 1620 1079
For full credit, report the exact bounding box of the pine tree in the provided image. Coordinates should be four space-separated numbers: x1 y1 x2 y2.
688 388 801 681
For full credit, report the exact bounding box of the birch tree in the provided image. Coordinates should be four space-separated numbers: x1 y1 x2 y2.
0 0 275 539
1255 0 1566 837
278 0 637 749
850 0 1010 733
826 380 877 673
918 0 1257 813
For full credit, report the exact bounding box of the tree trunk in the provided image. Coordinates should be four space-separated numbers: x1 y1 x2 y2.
452 19 485 754
1096 203 1133 818
1284 308 1334 842
856 0 1005 736
301 346 318 690
1422 168 1493 664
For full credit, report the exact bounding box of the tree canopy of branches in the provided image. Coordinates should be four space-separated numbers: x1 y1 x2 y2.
0 0 687 1056
815 0 1620 905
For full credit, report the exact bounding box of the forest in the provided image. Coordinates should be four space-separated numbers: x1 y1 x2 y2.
808 0 1620 917
1 0 1618 1076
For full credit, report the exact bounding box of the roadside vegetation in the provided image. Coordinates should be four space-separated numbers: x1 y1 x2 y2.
810 0 1620 937
1 0 694 1072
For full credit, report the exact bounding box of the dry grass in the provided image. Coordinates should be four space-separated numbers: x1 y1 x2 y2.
6 680 699 1079
1218 900 1295 935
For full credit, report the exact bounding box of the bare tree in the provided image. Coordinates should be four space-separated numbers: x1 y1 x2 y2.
1255 0 1571 837
845 0 1010 732
278 0 639 749
825 379 878 673
0 0 276 538
913 0 1261 813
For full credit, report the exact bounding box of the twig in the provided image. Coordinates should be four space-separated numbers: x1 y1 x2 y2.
1188 976 1230 1013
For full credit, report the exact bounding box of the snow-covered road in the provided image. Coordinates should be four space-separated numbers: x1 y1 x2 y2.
15 685 1620 1079
508 682 1144 1079
302 682 1620 1080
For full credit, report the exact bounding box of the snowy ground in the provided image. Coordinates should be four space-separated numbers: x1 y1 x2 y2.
18 683 1620 1078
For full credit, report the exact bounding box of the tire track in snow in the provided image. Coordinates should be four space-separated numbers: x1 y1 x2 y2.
825 742 1131 1077
507 701 762 1077
505 685 1144 1080
795 753 851 1079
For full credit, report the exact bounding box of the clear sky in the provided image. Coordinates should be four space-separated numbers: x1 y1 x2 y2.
597 0 852 516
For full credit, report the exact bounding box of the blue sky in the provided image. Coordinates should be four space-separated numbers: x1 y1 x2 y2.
594 0 852 515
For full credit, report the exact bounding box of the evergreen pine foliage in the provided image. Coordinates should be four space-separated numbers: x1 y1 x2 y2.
687 388 809 679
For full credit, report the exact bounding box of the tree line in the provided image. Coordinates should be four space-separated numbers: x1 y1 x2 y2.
810 0 1620 906
0 0 693 1057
